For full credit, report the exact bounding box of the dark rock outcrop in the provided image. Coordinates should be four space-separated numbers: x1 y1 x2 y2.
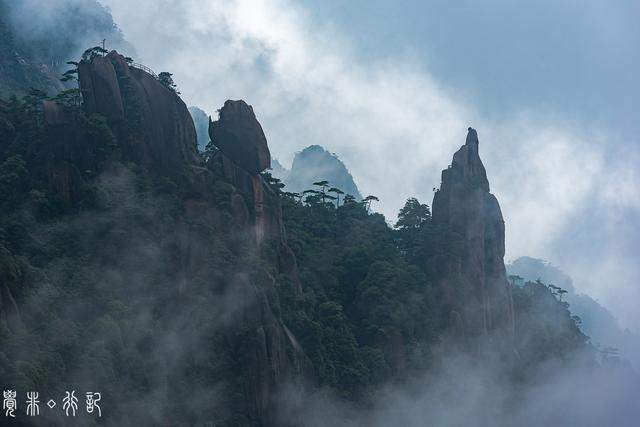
209 137 302 293
41 100 86 203
432 128 515 341
209 100 271 174
205 100 308 423
41 53 306 424
78 51 200 173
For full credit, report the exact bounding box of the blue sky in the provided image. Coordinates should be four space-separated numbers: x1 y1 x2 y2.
103 0 640 330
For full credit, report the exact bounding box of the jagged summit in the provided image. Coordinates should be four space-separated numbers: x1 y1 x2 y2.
441 126 490 194
467 126 478 141
432 128 513 340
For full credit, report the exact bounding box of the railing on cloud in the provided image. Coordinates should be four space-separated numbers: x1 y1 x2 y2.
129 62 158 79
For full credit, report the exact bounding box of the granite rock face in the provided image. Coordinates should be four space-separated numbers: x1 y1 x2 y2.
78 51 200 173
76 57 307 424
209 100 271 174
432 128 515 341
202 99 308 423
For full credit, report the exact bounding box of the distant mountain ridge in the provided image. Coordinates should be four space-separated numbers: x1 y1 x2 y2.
270 158 289 180
0 0 132 96
280 144 362 199
188 106 210 151
1 3 638 422
507 256 640 368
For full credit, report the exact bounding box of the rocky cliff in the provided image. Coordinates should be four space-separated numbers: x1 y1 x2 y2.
0 49 310 425
183 97 310 424
432 128 515 341
208 99 302 291
78 51 200 173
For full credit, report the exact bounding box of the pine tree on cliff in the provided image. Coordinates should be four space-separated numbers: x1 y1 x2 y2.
158 72 180 94
394 197 434 265
60 62 79 83
363 195 379 212
395 198 431 230
81 46 108 62
329 187 344 206
313 180 330 204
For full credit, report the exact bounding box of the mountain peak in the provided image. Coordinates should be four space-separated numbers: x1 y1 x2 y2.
432 128 513 339
446 127 489 192
466 126 479 145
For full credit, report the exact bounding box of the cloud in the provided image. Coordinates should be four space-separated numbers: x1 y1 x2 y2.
277 346 640 426
99 0 640 330
6 0 132 61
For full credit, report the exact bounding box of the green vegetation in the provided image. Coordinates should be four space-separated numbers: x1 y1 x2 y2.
0 48 597 424
158 72 180 94
0 87 263 424
275 179 592 400
278 187 439 399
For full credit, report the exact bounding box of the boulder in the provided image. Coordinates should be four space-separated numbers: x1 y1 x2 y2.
209 100 271 174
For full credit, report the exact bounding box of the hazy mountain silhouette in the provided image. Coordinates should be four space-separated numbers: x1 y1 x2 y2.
282 145 361 198
508 256 640 368
189 106 210 152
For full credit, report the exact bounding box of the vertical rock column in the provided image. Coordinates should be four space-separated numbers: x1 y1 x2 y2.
432 128 515 342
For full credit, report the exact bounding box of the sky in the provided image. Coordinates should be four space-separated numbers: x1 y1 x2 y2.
100 0 640 331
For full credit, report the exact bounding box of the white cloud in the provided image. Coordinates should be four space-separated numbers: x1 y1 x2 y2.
101 0 640 330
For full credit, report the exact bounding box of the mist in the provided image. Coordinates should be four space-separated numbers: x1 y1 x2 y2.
2 0 638 425
5 163 271 424
94 0 640 333
276 336 640 427
5 0 134 66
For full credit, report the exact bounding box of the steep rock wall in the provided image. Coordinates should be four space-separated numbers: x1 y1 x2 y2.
41 53 309 425
78 51 200 173
206 100 309 423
